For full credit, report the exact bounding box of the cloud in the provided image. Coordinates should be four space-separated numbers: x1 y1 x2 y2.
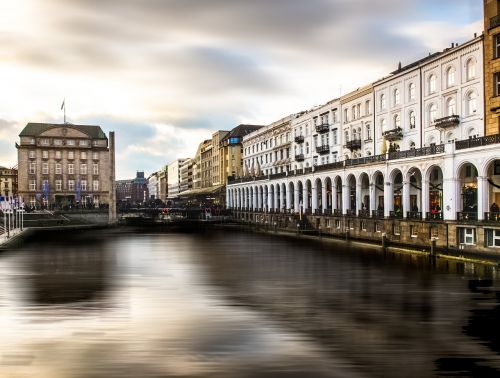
0 0 483 179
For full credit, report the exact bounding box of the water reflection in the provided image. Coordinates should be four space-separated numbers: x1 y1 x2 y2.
0 228 499 377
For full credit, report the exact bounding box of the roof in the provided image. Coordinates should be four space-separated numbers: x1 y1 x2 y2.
221 124 264 142
19 123 107 139
179 184 225 197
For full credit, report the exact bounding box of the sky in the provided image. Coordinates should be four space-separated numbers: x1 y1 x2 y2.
0 0 482 179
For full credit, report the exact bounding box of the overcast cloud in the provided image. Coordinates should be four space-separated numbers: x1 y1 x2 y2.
0 0 481 178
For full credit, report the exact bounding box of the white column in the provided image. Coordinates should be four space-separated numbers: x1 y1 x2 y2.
226 189 230 208
422 180 429 219
342 184 350 214
332 184 338 211
312 185 318 213
274 186 279 211
478 176 488 221
253 189 257 211
443 178 458 221
384 182 393 218
294 187 300 213
322 184 327 213
402 180 410 218
257 188 262 210
369 183 376 214
303 186 309 211
286 185 292 211
267 188 273 211
356 183 362 214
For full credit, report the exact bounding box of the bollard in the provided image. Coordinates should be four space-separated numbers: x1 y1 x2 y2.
430 237 437 256
381 232 387 251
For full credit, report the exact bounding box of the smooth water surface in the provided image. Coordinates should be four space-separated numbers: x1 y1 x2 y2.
1 228 500 377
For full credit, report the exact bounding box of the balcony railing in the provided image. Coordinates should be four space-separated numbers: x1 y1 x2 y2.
324 209 332 216
490 14 500 30
316 145 330 154
457 212 478 222
406 211 422 220
314 209 322 215
372 209 384 218
455 134 500 150
333 209 343 216
426 212 443 221
389 210 403 219
345 139 361 151
346 209 357 217
484 212 500 222
295 154 305 162
294 135 305 143
434 115 460 129
315 123 330 133
358 209 370 218
315 161 344 172
388 144 444 160
346 153 387 167
382 127 403 141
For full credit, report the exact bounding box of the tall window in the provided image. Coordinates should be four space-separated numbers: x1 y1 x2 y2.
394 89 400 106
429 104 437 124
68 180 75 191
365 100 370 115
29 180 36 191
466 59 476 80
55 180 62 191
55 163 62 174
352 106 356 120
68 151 74 159
446 67 456 87
380 118 387 132
93 163 99 175
344 130 350 142
394 114 401 129
446 98 456 116
29 162 36 174
380 94 386 110
366 124 371 140
332 109 338 123
429 74 437 94
80 164 87 175
409 83 416 101
68 163 74 174
93 180 99 191
42 163 49 175
409 110 416 129
495 72 500 96
81 180 87 191
42 150 48 159
344 108 349 123
495 34 500 59
333 129 338 144
467 91 477 115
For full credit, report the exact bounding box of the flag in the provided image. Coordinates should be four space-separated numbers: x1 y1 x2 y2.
61 99 65 110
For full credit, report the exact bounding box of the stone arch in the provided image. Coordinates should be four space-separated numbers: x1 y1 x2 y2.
359 172 370 214
457 161 479 218
334 175 343 212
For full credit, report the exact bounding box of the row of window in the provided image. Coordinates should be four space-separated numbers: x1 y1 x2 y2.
378 60 477 111
32 138 100 147
28 150 100 160
29 162 99 175
245 133 292 156
343 100 371 123
29 179 100 191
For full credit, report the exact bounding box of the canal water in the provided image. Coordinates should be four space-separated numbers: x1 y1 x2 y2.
1 228 500 378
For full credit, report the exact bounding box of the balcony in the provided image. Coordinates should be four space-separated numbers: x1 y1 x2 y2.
346 209 357 217
295 154 305 162
333 209 343 216
406 211 422 220
315 123 330 133
294 135 305 144
434 115 459 129
372 209 384 218
457 212 478 222
316 145 330 155
358 209 370 218
389 210 403 219
382 127 403 141
426 212 443 221
484 212 500 222
345 139 361 151
456 134 500 150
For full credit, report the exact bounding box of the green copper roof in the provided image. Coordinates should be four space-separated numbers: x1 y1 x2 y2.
19 123 107 139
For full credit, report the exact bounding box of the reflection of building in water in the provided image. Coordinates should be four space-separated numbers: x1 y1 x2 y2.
197 233 500 378
26 236 111 305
